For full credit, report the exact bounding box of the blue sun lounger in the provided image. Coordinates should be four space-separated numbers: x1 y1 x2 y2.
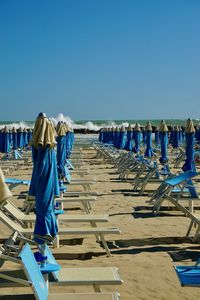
5 178 31 191
174 263 200 287
149 171 199 215
0 236 121 299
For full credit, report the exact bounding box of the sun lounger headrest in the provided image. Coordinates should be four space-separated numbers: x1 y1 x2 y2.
0 168 12 204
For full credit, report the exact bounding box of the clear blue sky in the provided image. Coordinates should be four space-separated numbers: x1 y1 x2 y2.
0 0 200 121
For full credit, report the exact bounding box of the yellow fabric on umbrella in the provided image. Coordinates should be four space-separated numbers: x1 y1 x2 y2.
185 118 195 133
145 121 152 131
0 167 12 204
159 120 168 132
57 123 66 136
31 115 56 149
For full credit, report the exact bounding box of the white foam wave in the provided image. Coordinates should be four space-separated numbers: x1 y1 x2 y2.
0 121 31 130
0 113 139 131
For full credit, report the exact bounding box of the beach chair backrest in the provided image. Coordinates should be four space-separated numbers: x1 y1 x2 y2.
165 171 198 187
5 178 30 185
0 210 24 232
44 245 60 281
3 201 25 220
19 243 48 300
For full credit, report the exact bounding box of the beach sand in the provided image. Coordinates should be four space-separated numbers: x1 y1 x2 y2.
1 147 200 299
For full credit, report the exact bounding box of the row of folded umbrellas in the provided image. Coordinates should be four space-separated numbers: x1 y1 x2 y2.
0 120 74 154
99 119 197 173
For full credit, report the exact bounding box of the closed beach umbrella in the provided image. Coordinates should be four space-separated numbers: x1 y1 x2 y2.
142 128 147 146
99 129 103 142
118 126 126 149
56 123 67 180
182 119 196 172
29 113 60 244
12 127 18 150
17 127 24 149
172 125 180 149
124 124 133 151
1 126 10 153
133 123 141 154
27 128 33 144
159 120 168 164
66 125 74 158
113 127 120 148
144 122 154 157
154 125 159 147
23 128 28 147
169 126 174 144
195 126 200 144
1 126 11 154
110 126 115 143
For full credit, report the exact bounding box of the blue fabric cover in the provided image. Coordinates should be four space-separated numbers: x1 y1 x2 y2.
144 131 154 157
124 130 133 151
172 131 179 149
159 131 168 164
0 132 11 153
29 145 60 244
17 131 24 148
57 135 67 179
118 131 126 149
175 265 200 286
133 131 141 153
182 132 196 172
66 132 74 158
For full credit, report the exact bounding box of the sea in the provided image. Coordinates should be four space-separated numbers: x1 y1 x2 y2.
0 113 199 131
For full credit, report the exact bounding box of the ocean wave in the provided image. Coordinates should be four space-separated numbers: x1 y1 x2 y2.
0 113 196 131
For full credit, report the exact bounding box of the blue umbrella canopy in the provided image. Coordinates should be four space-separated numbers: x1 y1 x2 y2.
133 123 141 154
172 125 180 149
29 113 60 244
154 125 159 147
195 126 200 144
65 125 74 158
113 127 120 148
99 129 103 142
169 126 174 144
23 128 28 147
56 123 67 180
17 127 24 149
27 128 33 144
124 124 133 151
118 126 126 149
12 127 18 150
144 122 154 157
108 127 114 143
159 120 168 164
104 128 109 143
182 119 196 172
0 126 11 153
142 128 147 146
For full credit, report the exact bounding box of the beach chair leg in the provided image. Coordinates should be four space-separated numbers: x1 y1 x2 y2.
99 234 111 257
194 225 200 242
82 201 90 214
189 199 193 213
90 221 101 242
186 220 194 237
53 235 60 248
93 284 101 292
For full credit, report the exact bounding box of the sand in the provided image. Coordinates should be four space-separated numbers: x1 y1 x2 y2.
1 145 200 299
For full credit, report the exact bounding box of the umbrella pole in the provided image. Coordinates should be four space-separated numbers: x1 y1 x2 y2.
39 243 49 288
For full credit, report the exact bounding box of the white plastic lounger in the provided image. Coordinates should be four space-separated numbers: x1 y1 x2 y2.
2 201 109 227
24 196 97 214
0 211 120 256
58 195 97 213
